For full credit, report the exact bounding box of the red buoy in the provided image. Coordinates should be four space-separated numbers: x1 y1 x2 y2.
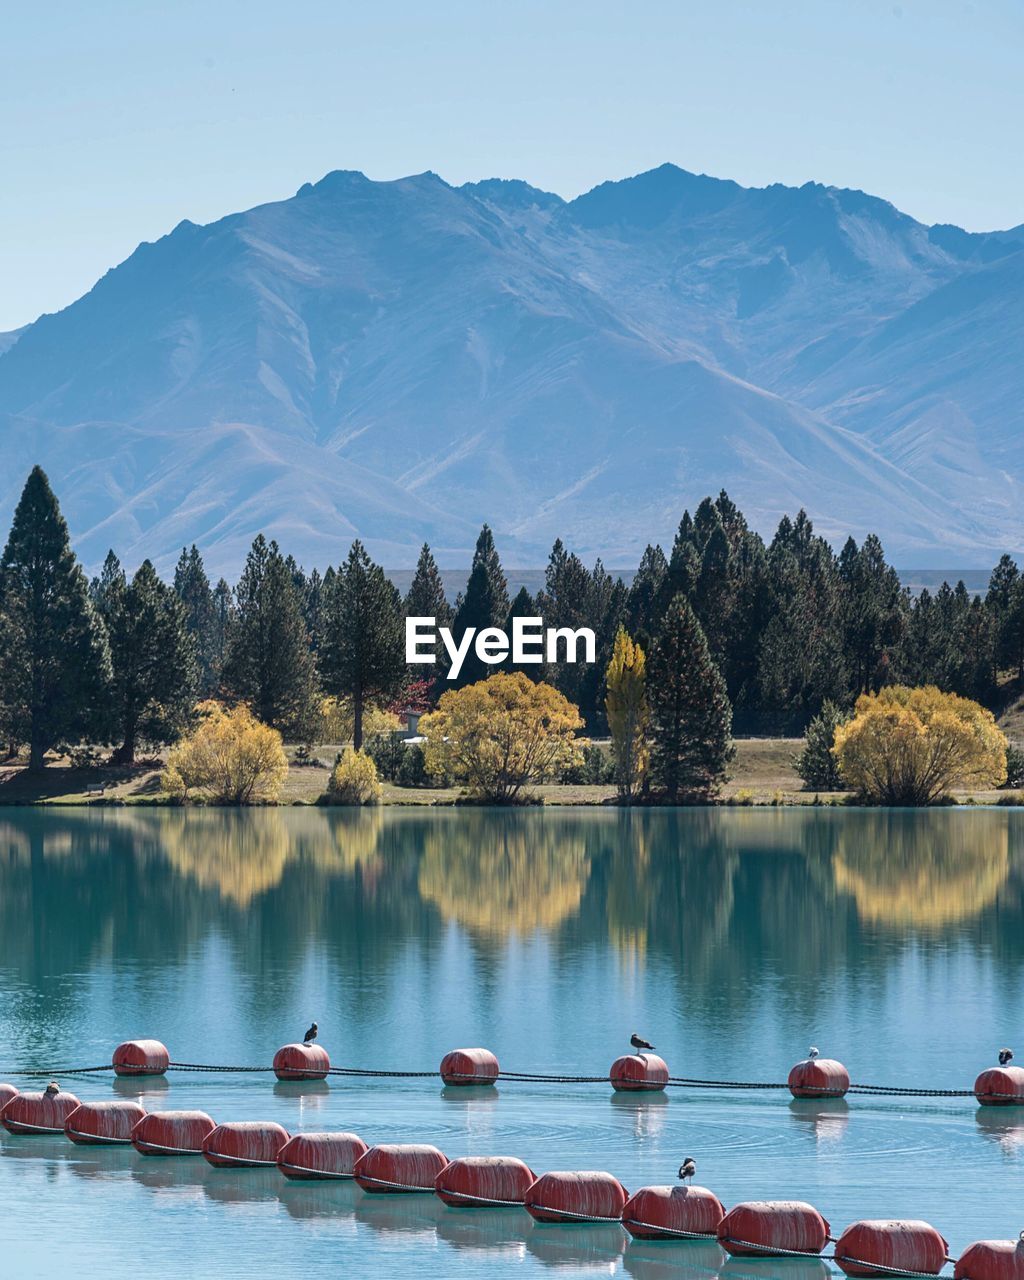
273 1043 331 1081
955 1236 1024 1280
0 1083 18 1114
525 1171 629 1223
974 1066 1024 1106
131 1109 216 1156
354 1143 449 1193
112 1039 170 1076
202 1121 290 1168
439 1047 500 1086
277 1131 368 1180
435 1156 536 1208
609 1054 670 1092
718 1201 831 1257
622 1185 726 1240
788 1056 851 1099
65 1100 147 1145
835 1220 949 1277
2 1089 80 1135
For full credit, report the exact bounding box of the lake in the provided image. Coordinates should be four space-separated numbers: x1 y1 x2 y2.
1 806 1022 1278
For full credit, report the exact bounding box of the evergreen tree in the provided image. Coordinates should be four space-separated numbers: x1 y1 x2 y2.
450 525 510 686
0 467 111 769
624 545 667 650
104 560 197 763
320 540 406 749
503 585 541 679
536 539 594 707
795 700 849 790
838 534 908 694
754 512 846 732
648 594 734 802
222 535 318 737
91 549 126 617
304 567 325 653
405 543 452 626
173 545 218 694
211 578 233 680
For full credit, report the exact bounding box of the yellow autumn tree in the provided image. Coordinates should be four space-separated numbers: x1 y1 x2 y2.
420 672 583 803
832 685 1008 805
162 701 289 804
605 627 650 802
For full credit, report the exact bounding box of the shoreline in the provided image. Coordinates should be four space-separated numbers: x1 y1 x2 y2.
1 732 1021 809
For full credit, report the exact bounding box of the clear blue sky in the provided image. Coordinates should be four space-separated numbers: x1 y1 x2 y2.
2 0 1021 331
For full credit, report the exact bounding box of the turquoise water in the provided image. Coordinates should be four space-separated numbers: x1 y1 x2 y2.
0 806 1022 1278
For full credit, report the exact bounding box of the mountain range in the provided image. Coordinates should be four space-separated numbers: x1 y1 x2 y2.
1 163 1022 576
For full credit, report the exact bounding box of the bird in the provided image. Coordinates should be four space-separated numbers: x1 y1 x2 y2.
808 1046 820 1060
45 1081 60 1095
678 1158 697 1185
999 1047 1014 1066
303 1022 318 1046
630 1033 655 1054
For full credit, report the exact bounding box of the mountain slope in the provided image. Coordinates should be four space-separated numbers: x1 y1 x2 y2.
1 164 1022 575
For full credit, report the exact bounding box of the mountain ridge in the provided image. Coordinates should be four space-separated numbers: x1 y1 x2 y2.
1 162 1022 576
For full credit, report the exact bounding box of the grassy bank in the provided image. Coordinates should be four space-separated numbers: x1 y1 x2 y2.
0 736 1020 806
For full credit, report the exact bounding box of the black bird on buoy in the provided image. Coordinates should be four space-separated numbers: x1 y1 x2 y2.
630 1033 655 1054
303 1022 318 1046
45 1081 60 1095
999 1047 1014 1066
678 1157 697 1185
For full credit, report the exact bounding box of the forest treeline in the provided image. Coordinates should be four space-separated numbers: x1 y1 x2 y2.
0 467 1022 770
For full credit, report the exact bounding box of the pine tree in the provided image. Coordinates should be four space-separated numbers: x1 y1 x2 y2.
605 627 650 801
211 578 233 679
624 545 667 650
503 585 540 678
838 534 908 694
450 525 509 686
91 549 126 617
405 543 452 627
173 545 218 694
320 540 406 749
222 536 318 737
0 467 112 769
536 539 593 706
648 594 734 802
105 560 197 763
795 700 849 791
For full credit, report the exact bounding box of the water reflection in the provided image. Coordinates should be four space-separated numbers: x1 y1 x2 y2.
526 1222 627 1270
624 1240 726 1280
974 1107 1024 1156
0 807 1022 1032
788 1099 849 1147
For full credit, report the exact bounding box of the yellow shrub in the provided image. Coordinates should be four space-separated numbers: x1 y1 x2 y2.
319 697 400 744
832 685 1007 805
327 749 382 805
162 701 289 804
420 672 583 803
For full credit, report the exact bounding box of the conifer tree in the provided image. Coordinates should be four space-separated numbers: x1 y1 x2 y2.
320 540 405 749
450 525 510 686
0 467 112 768
605 627 650 802
211 578 233 679
624 545 668 650
648 594 734 802
173 545 218 694
503 585 541 678
222 535 318 737
104 560 197 763
405 543 452 627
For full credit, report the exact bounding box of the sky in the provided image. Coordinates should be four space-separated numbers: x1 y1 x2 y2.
1 0 1022 331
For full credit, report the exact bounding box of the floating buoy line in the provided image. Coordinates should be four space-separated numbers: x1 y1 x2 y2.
1 1040 1023 1278
2 1040 1022 1102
